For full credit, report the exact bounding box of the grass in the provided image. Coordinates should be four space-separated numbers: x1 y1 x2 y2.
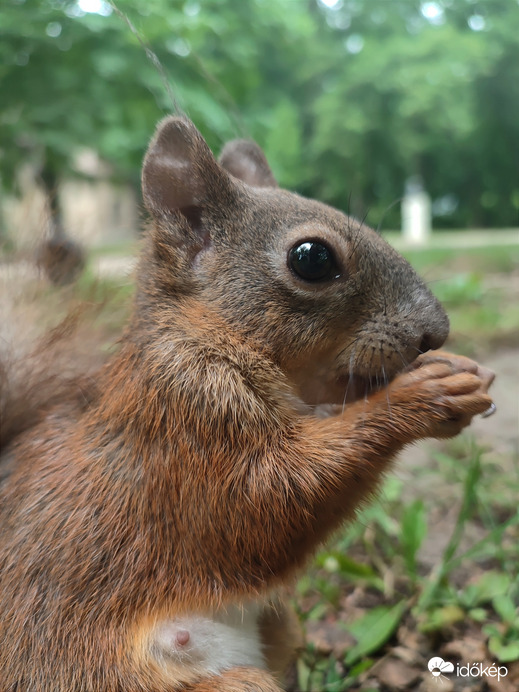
88 240 140 258
392 241 519 276
293 438 519 691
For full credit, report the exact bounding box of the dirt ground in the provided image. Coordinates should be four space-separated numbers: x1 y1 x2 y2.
468 348 518 462
395 347 518 568
399 346 518 478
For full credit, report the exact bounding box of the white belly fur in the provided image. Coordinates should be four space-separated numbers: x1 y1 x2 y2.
153 601 266 675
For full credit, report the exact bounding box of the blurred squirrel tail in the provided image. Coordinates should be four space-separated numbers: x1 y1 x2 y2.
0 307 103 459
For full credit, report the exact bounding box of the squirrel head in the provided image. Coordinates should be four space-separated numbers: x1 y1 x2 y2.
140 116 449 407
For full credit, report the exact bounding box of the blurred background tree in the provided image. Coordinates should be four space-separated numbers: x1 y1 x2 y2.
0 0 518 232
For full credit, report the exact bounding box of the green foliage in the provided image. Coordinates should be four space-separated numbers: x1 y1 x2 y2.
315 552 383 587
298 436 519 687
343 602 406 666
460 571 511 610
396 242 519 276
297 653 368 692
400 500 427 582
1 1 160 186
1 0 519 229
433 273 484 306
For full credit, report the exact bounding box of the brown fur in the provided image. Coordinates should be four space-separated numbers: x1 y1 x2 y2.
0 307 101 454
0 117 494 691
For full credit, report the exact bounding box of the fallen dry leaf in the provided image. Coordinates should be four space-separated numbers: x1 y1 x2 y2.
441 635 488 663
418 673 455 692
486 660 519 692
305 619 355 657
390 644 424 666
369 656 422 690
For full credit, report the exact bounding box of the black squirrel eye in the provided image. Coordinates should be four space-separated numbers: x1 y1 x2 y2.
288 241 337 281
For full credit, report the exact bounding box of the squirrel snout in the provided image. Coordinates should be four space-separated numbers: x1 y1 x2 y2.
406 291 450 357
408 315 449 361
422 303 450 354
418 329 447 355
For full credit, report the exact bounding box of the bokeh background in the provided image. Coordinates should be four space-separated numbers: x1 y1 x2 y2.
1 2 518 691
1 0 519 242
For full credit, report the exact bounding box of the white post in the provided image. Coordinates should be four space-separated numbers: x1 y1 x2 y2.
402 177 431 245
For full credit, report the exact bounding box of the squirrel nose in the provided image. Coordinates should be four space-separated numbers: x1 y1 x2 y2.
419 329 447 354
415 298 450 354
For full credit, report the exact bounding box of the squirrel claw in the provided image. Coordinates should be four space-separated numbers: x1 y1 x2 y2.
481 402 497 418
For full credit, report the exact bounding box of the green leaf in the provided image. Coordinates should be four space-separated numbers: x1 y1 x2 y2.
305 602 330 622
343 602 406 666
296 657 312 692
488 637 519 664
483 623 502 639
468 607 488 623
349 659 374 678
419 605 465 633
400 499 427 579
316 551 377 579
461 572 511 608
492 594 518 627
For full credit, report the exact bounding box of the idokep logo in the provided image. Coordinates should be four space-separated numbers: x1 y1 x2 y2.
427 656 509 683
428 657 454 680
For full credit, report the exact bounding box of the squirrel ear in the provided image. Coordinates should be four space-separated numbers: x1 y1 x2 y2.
142 116 225 225
219 140 278 188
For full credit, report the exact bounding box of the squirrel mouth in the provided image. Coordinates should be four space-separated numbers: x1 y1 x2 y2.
336 373 387 404
301 372 389 414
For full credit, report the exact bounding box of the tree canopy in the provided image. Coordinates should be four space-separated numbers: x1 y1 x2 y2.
1 0 518 229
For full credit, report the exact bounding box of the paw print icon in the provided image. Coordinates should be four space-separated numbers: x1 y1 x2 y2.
428 657 455 678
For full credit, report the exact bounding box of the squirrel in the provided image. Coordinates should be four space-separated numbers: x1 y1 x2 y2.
0 116 495 692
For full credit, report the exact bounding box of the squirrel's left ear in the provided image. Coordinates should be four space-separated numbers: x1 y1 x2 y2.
142 116 232 228
219 140 278 188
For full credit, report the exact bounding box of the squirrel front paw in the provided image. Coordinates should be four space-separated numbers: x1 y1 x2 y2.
384 351 495 440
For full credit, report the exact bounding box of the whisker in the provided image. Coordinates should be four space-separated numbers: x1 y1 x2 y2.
409 343 425 356
394 347 411 371
341 348 358 414
349 209 371 257
423 277 448 287
380 347 394 424
376 197 404 236
335 334 362 361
